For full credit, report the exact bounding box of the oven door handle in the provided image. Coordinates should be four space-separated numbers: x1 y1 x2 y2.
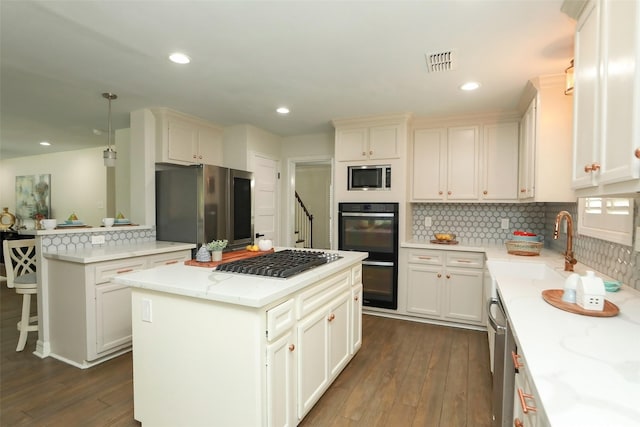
362 260 394 267
340 212 395 218
487 298 507 333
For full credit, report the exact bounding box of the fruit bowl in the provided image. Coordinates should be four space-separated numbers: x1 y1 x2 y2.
434 233 456 242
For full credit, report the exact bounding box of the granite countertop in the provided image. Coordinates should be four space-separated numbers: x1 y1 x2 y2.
112 249 368 308
43 241 196 264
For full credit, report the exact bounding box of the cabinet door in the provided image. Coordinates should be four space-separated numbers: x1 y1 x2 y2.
598 0 640 185
328 292 350 378
167 117 198 163
350 284 363 354
94 282 132 357
335 128 368 161
572 0 600 189
369 124 400 159
406 264 442 317
443 267 484 323
198 125 223 165
412 128 446 201
447 126 480 199
482 122 519 200
518 99 536 199
266 331 296 427
297 307 329 418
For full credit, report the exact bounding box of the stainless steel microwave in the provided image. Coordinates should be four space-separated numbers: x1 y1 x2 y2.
348 165 391 191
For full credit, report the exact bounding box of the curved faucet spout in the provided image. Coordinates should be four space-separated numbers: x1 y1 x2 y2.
553 210 577 271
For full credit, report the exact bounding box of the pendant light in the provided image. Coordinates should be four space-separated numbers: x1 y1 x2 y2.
102 92 118 167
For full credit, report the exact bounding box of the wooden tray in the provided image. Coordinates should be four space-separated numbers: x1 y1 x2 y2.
541 289 619 317
185 248 274 268
430 240 459 245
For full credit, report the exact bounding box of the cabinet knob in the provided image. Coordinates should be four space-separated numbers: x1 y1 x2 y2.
520 188 526 193
635 148 640 159
369 150 373 155
362 151 366 156
288 344 295 352
446 274 451 279
354 296 359 302
193 154 197 159
437 273 442 278
198 155 203 159
438 191 443 195
584 162 601 173
483 190 488 195
514 419 524 427
327 313 335 322
447 191 452 195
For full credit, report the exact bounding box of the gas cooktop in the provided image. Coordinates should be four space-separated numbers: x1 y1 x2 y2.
215 249 342 278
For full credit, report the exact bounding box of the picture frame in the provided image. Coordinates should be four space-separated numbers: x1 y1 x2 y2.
15 174 51 220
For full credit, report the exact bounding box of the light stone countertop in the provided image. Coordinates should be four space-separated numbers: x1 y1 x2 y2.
19 225 152 236
112 249 368 308
43 241 196 263
404 239 640 426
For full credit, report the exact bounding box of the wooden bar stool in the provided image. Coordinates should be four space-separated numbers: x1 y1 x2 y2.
3 238 38 351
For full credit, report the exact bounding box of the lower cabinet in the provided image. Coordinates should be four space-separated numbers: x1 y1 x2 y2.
512 346 550 427
265 265 362 426
47 250 191 368
405 248 485 326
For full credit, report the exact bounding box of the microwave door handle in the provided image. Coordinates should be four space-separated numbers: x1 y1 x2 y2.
487 298 506 333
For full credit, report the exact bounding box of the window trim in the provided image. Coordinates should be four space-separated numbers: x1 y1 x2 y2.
577 197 634 246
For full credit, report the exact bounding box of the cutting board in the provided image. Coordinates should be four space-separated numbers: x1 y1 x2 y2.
185 248 274 268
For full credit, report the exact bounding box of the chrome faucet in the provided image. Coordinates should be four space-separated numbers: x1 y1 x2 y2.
553 210 577 272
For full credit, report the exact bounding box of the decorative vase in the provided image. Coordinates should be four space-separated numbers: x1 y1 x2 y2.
212 250 223 262
196 245 211 262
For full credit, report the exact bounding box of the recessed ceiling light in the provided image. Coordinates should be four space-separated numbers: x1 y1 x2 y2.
39 141 51 146
460 81 480 91
169 52 191 64
276 107 290 115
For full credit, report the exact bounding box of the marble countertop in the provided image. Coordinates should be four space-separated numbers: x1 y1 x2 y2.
486 255 640 426
43 241 195 264
113 249 368 308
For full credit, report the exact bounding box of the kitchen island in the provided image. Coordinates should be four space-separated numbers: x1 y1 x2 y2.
113 249 367 427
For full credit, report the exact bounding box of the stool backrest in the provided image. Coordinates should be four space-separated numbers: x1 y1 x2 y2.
2 239 37 288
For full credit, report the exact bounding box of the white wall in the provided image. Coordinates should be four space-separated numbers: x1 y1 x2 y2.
0 147 107 226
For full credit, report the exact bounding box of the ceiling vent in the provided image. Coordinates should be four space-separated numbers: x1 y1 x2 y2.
425 49 458 73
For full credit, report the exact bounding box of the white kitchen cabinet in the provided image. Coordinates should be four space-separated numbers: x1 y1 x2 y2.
335 124 400 161
512 341 550 427
411 126 479 201
350 282 363 354
482 122 519 200
266 330 296 427
47 249 191 368
517 76 574 202
571 0 640 195
405 249 484 326
153 108 223 166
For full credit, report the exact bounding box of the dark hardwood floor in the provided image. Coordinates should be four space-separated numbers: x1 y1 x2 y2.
1 282 491 426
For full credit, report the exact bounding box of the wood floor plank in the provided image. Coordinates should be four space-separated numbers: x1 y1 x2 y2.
2 282 492 427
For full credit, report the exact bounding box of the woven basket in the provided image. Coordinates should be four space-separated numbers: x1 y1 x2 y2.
505 240 543 256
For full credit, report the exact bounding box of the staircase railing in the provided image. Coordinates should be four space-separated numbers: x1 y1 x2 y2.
294 191 313 248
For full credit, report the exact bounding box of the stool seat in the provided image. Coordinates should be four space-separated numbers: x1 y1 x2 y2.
3 239 38 351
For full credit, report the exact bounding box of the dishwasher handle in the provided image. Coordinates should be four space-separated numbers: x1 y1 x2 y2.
487 298 506 334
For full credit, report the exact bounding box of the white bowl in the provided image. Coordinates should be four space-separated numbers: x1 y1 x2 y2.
41 219 57 229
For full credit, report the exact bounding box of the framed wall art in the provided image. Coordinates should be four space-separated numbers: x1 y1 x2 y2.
16 174 51 219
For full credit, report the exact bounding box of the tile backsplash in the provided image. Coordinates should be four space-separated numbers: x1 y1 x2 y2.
41 228 156 253
412 200 639 290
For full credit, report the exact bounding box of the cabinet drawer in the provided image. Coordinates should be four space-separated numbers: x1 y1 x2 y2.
407 250 444 265
266 299 295 342
147 250 191 268
94 259 147 284
445 252 484 269
297 270 350 319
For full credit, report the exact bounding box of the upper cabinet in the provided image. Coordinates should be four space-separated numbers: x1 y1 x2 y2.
153 108 224 166
517 76 575 202
333 114 410 162
570 0 640 195
410 117 519 202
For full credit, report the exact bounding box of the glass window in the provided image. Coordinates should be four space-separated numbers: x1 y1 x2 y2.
578 197 634 246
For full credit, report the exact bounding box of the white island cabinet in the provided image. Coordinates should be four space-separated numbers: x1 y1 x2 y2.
113 250 367 427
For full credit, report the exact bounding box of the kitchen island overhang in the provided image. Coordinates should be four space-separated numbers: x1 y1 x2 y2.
113 249 367 426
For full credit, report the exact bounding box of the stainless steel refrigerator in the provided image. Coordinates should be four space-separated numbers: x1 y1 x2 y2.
155 163 254 251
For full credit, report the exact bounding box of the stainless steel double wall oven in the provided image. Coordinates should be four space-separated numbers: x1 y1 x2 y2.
338 202 398 309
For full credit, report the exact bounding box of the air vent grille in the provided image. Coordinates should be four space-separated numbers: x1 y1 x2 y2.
425 49 457 73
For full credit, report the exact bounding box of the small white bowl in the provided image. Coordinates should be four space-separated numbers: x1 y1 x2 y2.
41 219 57 230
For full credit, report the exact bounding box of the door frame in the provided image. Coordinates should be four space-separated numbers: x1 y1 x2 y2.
285 156 334 249
249 151 281 245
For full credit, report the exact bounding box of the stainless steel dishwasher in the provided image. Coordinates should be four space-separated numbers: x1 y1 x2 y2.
487 293 516 427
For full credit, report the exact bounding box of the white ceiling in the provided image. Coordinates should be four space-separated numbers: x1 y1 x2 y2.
0 0 576 159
